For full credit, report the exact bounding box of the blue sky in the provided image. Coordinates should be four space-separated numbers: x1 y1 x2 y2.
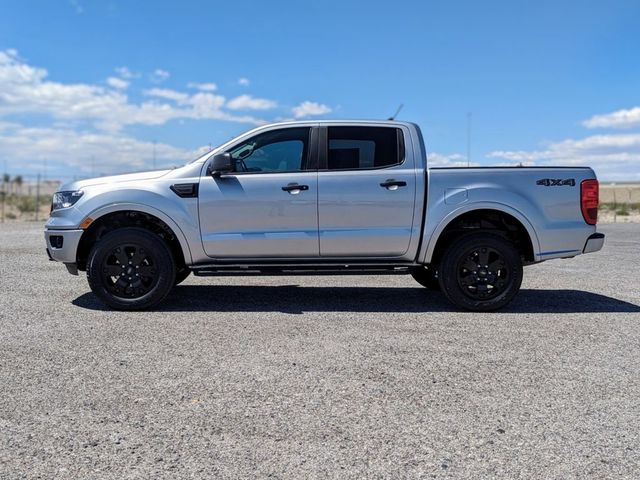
1 0 640 181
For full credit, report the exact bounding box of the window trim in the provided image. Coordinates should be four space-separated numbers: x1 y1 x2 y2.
318 126 406 172
214 126 316 176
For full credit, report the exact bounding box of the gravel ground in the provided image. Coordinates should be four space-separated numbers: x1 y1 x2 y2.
1 222 639 479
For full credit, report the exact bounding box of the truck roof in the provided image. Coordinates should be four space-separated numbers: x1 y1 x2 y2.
262 119 418 128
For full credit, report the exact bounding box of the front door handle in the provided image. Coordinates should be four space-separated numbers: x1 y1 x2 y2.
380 179 407 190
282 183 309 194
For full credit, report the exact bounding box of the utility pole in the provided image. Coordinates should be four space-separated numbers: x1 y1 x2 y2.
35 173 40 222
466 112 472 167
1 160 5 223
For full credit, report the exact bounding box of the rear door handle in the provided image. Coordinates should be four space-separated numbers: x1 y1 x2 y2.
380 179 407 190
282 183 309 193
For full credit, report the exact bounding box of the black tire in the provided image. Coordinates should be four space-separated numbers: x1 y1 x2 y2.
438 232 522 311
411 266 440 290
174 268 191 285
87 227 176 310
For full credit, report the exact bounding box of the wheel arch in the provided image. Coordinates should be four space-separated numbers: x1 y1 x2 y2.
76 204 193 271
423 203 541 266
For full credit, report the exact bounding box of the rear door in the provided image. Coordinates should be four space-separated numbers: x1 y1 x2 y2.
198 126 319 258
317 125 417 257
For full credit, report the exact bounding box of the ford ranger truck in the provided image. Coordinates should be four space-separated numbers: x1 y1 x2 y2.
44 121 604 311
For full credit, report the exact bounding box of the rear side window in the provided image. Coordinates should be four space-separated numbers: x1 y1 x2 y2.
326 127 403 170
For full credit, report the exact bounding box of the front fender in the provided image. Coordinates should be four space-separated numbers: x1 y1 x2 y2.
85 201 195 264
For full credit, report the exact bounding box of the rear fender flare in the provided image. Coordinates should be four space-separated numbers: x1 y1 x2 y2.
421 201 541 264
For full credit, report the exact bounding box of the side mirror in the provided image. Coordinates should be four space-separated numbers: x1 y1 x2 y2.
208 153 233 177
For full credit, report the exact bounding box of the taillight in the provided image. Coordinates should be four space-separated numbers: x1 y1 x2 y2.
581 179 599 225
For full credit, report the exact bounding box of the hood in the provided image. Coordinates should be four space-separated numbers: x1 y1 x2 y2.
59 169 173 191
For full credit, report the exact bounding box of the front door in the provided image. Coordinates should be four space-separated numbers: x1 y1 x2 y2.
317 126 417 257
199 127 319 258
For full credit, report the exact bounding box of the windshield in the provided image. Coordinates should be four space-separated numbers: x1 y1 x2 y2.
186 149 215 165
185 125 273 165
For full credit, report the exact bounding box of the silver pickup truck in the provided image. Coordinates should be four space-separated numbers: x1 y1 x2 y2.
45 120 604 311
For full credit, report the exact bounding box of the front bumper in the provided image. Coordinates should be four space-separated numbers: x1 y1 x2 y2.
44 229 84 264
583 232 605 254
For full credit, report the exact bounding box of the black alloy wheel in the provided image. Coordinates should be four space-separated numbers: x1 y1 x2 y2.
438 232 523 311
455 246 509 300
101 244 158 298
87 227 176 310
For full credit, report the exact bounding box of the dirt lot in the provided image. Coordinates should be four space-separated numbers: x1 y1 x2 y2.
1 222 639 478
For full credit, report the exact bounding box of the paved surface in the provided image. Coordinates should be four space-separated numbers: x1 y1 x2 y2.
1 222 639 479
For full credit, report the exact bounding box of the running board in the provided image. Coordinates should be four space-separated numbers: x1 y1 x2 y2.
191 263 415 277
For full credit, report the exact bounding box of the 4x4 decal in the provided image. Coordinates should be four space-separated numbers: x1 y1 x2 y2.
536 178 575 187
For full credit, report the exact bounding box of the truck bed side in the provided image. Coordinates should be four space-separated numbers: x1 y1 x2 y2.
419 167 598 264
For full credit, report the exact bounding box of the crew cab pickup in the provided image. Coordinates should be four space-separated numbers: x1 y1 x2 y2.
45 120 604 311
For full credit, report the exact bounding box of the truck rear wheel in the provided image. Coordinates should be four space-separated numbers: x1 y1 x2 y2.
87 227 176 310
410 266 440 290
438 232 522 311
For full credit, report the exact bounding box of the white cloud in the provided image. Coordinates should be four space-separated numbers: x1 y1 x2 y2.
0 122 206 176
227 94 277 111
583 106 640 129
292 101 331 118
143 88 190 103
187 82 217 91
238 77 250 86
115 66 139 79
0 50 264 131
150 68 170 83
106 76 129 89
428 153 479 167
488 133 640 180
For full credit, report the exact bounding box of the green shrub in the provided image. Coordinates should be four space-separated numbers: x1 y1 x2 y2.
616 206 630 216
16 196 37 213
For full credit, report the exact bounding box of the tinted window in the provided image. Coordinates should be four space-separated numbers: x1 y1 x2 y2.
327 127 402 170
228 127 310 173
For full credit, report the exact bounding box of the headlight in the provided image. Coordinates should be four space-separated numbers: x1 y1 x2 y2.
51 190 84 211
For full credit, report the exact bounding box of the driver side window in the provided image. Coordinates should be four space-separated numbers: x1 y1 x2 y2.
228 127 310 173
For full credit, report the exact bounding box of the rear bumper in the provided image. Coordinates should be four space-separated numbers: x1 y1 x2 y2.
583 232 605 254
44 228 84 264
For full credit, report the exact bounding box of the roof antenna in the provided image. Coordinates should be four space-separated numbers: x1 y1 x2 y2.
388 103 404 121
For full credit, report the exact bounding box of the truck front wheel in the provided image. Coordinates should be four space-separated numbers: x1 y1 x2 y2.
438 232 522 311
87 227 176 310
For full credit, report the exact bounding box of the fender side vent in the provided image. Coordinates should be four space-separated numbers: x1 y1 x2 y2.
170 183 199 198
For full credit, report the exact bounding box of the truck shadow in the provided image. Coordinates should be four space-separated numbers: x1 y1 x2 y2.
73 286 640 314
